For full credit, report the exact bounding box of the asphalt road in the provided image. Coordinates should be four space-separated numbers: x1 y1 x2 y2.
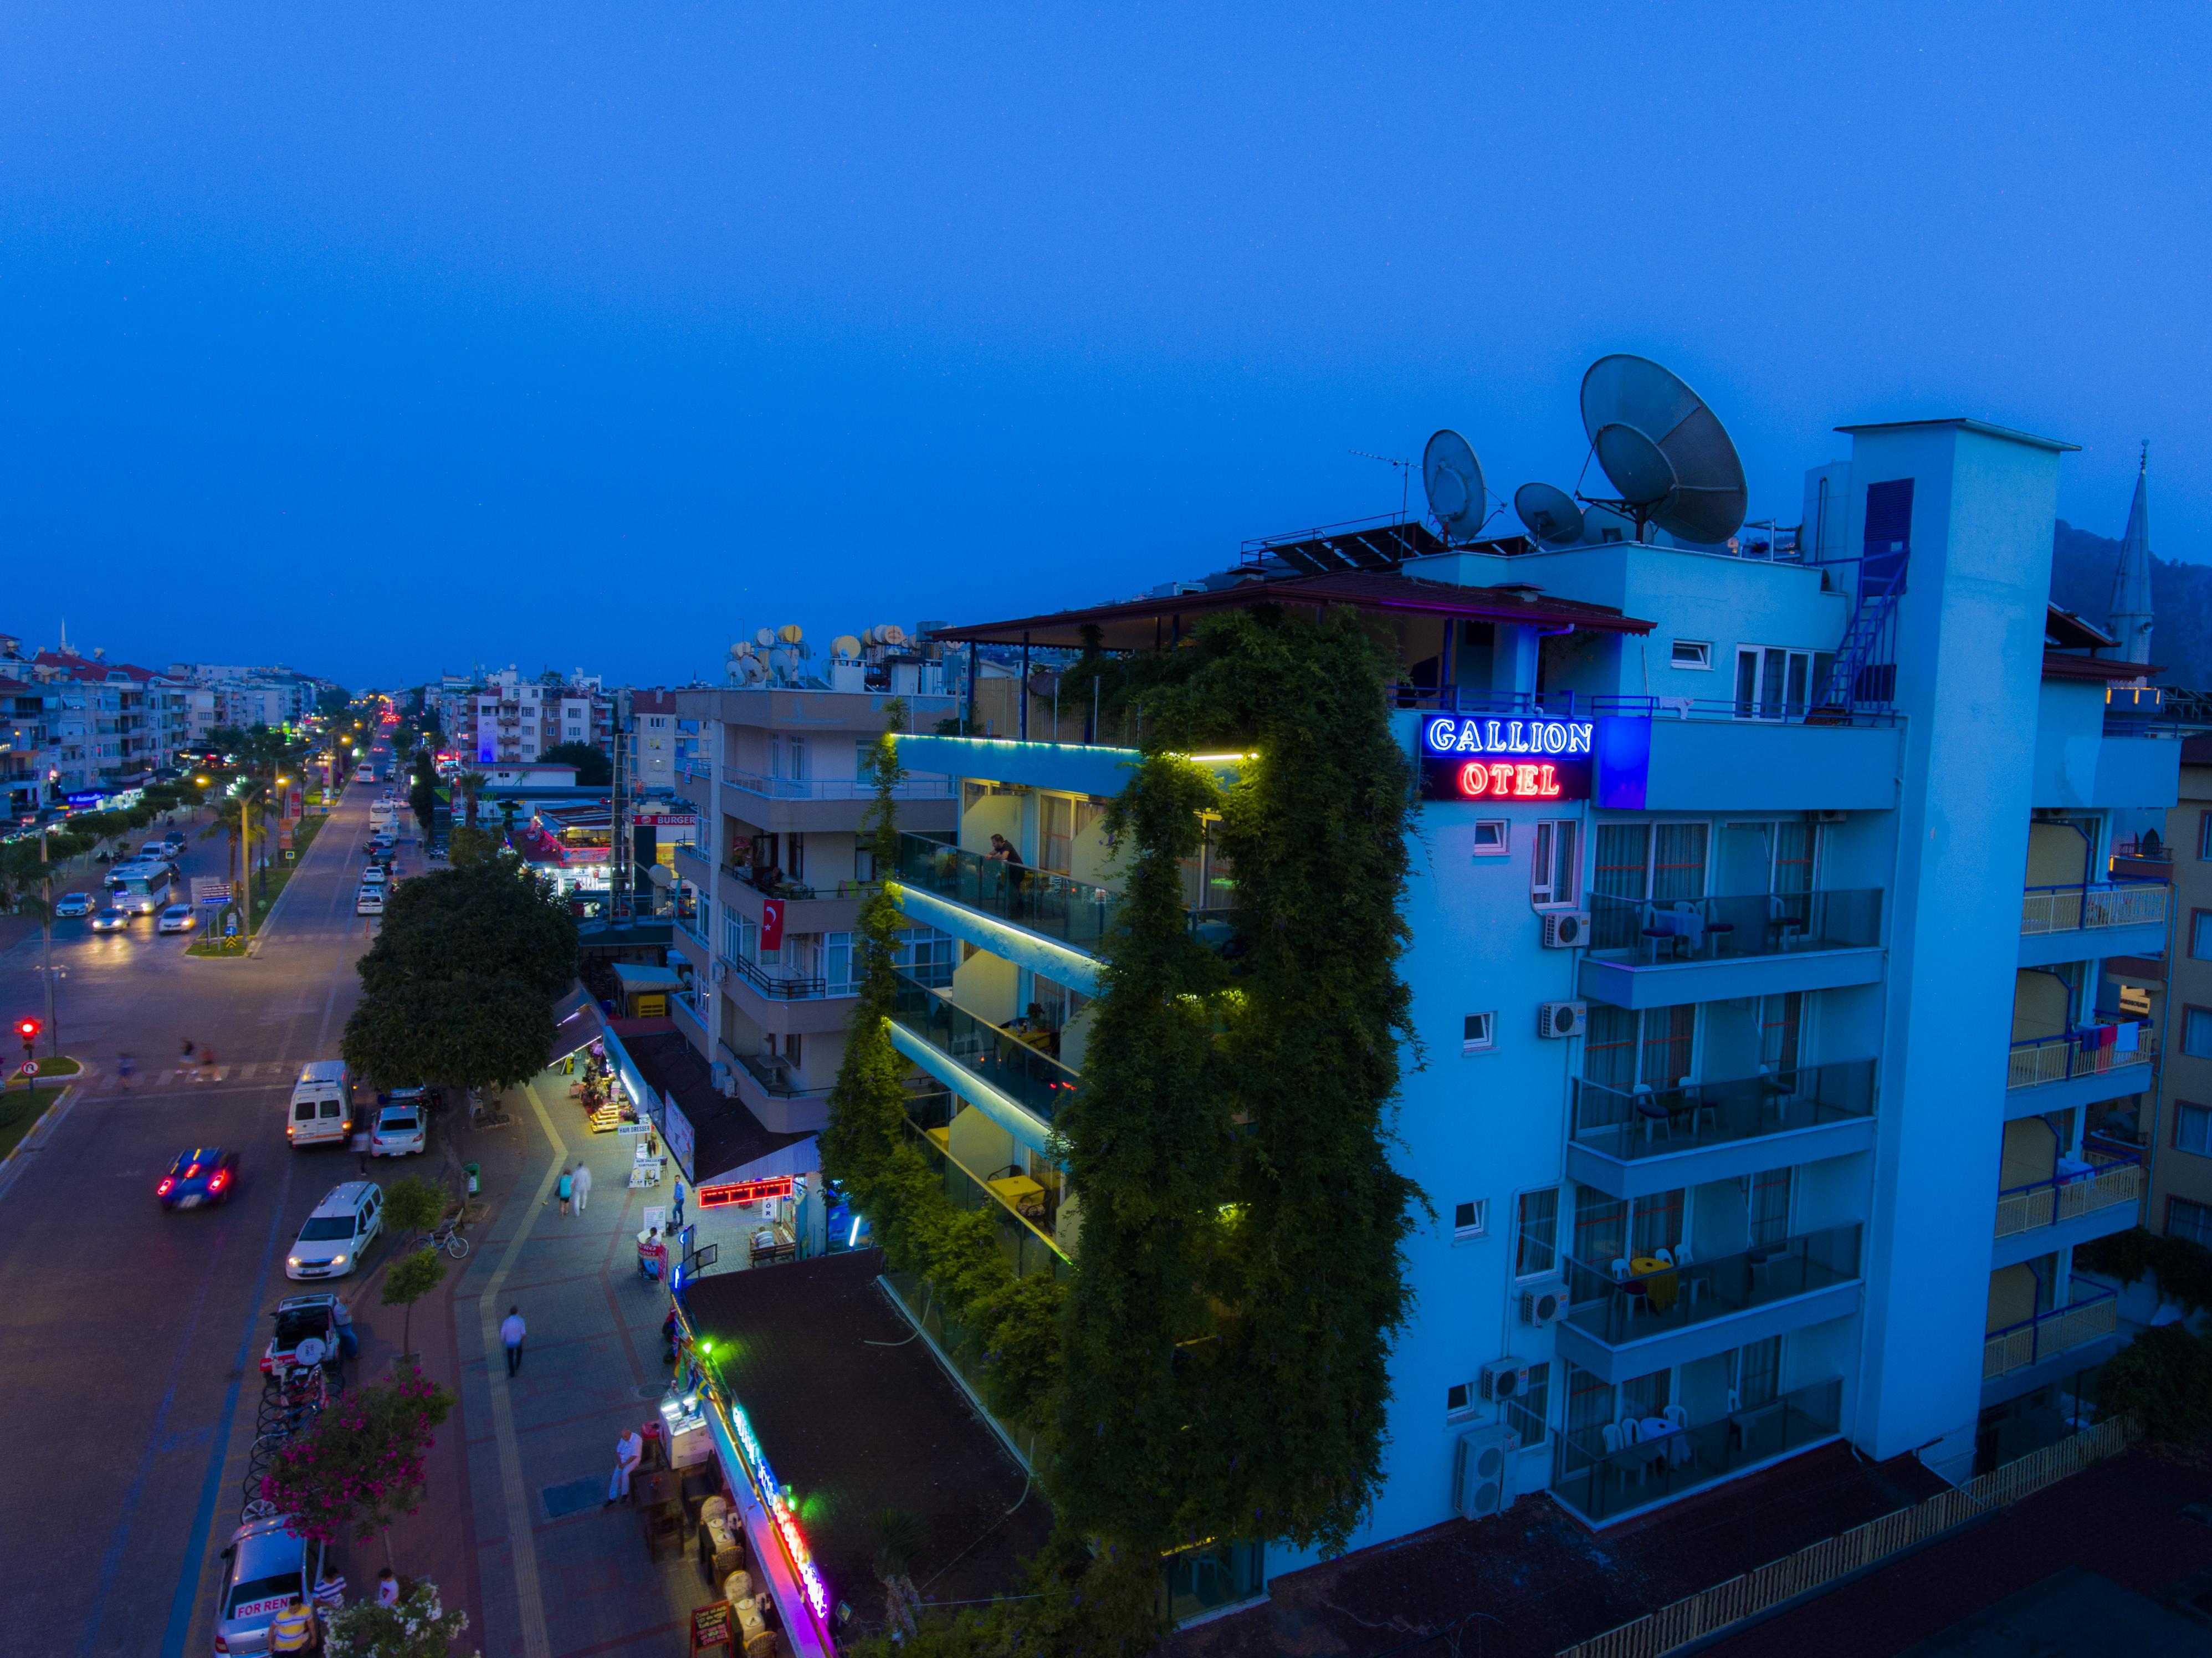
0 765 416 1658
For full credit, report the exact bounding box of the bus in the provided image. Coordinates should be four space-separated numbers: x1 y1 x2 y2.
108 862 178 915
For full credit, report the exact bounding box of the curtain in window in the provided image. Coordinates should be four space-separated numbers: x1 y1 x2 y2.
1515 1188 1560 1277
1651 823 1708 903
1584 1005 1637 1092
1772 823 1815 895
1759 992 1803 1071
1566 1363 1613 1454
1593 824 1650 900
1041 796 1074 873
1749 1168 1793 1250
1630 1190 1684 1257
1573 1188 1627 1268
1737 1337 1781 1409
1640 1004 1696 1088
1620 1368 1673 1421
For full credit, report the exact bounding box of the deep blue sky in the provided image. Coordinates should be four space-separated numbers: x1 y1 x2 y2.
2 4 2205 688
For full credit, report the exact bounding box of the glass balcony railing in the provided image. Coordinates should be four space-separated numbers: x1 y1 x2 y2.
2020 880 2166 936
720 767 957 801
1550 1376 1844 1523
2006 1027 2153 1091
891 970 1080 1123
1993 1149 2143 1240
897 831 1117 951
1589 889 1882 963
1984 1285 2117 1381
1561 1224 1862 1348
1571 1059 1875 1163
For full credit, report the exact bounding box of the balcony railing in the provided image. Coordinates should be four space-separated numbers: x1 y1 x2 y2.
1551 1376 1845 1524
891 970 1080 1124
1384 684 1899 729
1563 1224 1862 1349
719 767 957 801
2020 881 2167 935
897 831 1117 951
1589 889 1883 963
724 1042 822 1098
1993 1149 2143 1239
1984 1286 2118 1381
1571 1059 1876 1163
724 951 831 1000
2006 1027 2153 1091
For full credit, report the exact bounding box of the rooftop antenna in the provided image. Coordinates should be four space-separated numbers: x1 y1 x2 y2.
1351 448 1415 520
1577 355 1748 544
1420 431 1493 546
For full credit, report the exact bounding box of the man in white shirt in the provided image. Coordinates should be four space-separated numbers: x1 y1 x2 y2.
500 1306 526 1376
571 1160 592 1214
606 1426 644 1505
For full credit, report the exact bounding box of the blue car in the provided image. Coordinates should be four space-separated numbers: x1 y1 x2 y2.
158 1146 238 1209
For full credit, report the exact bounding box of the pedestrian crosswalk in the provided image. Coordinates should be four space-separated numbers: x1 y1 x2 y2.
94 1059 308 1094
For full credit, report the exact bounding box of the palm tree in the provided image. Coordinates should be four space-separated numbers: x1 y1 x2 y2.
458 771 488 829
199 782 265 910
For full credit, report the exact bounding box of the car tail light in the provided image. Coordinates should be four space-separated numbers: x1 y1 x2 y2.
156 1177 174 1196
209 1170 229 1191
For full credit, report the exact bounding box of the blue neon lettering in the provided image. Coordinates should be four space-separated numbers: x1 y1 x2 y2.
1424 718 1458 753
1567 723 1591 754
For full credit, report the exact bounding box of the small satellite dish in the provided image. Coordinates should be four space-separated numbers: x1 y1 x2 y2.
754 626 775 648
1514 483 1586 547
1579 355 1748 544
1581 503 1637 543
740 656 767 685
1422 430 1487 545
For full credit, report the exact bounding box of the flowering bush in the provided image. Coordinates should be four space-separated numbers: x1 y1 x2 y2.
327 1578 475 1658
260 1368 456 1550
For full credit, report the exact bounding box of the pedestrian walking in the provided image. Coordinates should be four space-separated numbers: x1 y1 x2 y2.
180 1038 195 1078
604 1425 644 1505
571 1160 592 1214
116 1052 135 1091
500 1306 526 1376
268 1598 317 1652
556 1166 574 1216
376 1567 400 1607
198 1046 218 1084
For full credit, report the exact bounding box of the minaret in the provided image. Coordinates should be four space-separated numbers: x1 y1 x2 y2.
2109 442 2155 667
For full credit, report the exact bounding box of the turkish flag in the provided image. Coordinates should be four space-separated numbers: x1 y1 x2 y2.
760 898 785 951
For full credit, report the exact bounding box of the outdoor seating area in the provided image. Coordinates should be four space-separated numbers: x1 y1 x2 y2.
890 970 1081 1123
1589 888 1883 965
1552 1376 1846 1522
1572 1058 1877 1161
1563 1224 1863 1348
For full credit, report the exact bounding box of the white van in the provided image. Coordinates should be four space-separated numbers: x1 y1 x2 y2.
288 1061 354 1148
285 1181 383 1280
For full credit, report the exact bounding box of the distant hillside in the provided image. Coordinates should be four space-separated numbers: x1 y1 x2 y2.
2050 520 2212 690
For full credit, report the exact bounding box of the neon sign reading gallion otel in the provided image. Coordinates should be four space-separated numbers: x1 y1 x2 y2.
1418 716 1597 803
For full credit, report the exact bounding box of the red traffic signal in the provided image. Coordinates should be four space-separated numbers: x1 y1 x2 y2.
14 1017 39 1042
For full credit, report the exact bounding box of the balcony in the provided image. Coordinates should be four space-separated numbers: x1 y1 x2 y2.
2004 1027 2153 1120
719 766 957 802
1579 890 1885 1010
718 865 866 934
1550 1376 1845 1526
2018 880 2167 966
1984 1285 2119 1390
1992 1148 2143 1263
895 831 1117 954
1566 1060 1877 1199
725 952 832 1000
1555 1225 1864 1383
890 971 1080 1127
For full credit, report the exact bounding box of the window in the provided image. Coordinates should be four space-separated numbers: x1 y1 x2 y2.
2175 1102 2212 1156
1733 646 1827 721
1736 1337 1781 1410
1446 1381 1474 1418
1472 820 1508 855
1760 992 1803 1071
1041 796 1074 873
1514 1188 1559 1278
2194 912 2212 960
1748 1168 1793 1250
1531 819 1579 907
2169 1196 2212 1248
1452 1200 1487 1240
1503 1360 1550 1447
2187 1008 2212 1060
1462 1012 1495 1055
2200 812 2212 861
1670 640 1712 670
1583 1004 1695 1091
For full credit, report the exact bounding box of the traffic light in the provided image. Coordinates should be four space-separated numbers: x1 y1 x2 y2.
15 1017 38 1058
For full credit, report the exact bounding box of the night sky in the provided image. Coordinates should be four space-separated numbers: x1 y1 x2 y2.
2 5 2204 687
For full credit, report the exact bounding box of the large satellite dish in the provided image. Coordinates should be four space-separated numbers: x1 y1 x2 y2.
1422 430 1487 545
1514 483 1586 547
1579 355 1748 544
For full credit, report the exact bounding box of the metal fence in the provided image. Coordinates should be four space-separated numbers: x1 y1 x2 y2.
2005 1030 2153 1091
1991 1152 2142 1240
1983 1286 2119 1382
2019 881 2167 934
1555 1415 2135 1658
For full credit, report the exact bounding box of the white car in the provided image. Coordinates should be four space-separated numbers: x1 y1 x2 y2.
355 888 384 915
213 1514 326 1657
368 1104 425 1158
156 903 196 934
286 1180 383 1280
53 892 93 918
361 865 387 887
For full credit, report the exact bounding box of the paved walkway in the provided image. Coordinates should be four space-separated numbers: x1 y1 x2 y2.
384 1063 716 1658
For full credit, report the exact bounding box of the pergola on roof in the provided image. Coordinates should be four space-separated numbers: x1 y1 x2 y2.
929 570 1653 652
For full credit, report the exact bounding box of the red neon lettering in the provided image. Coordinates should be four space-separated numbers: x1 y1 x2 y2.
1488 763 1517 795
1538 764 1561 797
1457 762 1488 797
1515 764 1539 796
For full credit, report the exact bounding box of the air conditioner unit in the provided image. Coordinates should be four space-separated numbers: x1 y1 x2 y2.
1541 909 1593 949
1452 1424 1521 1521
1809 808 1849 824
1518 1282 1564 1328
1537 1000 1586 1040
709 959 728 983
1478 1358 1531 1403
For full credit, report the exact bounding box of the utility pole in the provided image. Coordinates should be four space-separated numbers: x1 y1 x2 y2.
39 826 58 1057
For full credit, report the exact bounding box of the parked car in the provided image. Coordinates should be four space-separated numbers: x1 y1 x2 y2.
90 905 128 932
355 888 385 915
53 892 93 918
285 1181 383 1281
212 1513 326 1657
156 903 197 934
368 1104 426 1158
157 1146 238 1209
260 1292 355 1375
360 866 387 887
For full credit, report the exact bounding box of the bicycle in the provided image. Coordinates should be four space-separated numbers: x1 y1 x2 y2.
420 1218 470 1260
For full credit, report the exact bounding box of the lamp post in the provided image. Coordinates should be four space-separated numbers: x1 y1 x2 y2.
38 825 58 1057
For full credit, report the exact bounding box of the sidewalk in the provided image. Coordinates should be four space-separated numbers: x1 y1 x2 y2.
413 1066 716 1658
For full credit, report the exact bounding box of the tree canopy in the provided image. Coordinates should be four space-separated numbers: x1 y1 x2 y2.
359 863 578 998
341 973 554 1092
539 740 612 786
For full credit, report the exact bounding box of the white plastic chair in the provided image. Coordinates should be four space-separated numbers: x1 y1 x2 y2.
1653 1247 1675 1268
1600 1421 1642 1491
1678 1075 1717 1135
1632 1082 1668 1145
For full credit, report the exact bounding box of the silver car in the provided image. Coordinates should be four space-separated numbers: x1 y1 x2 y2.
212 1513 324 1654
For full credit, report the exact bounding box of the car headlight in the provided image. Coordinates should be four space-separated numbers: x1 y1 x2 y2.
288 1256 301 1266
330 1255 347 1267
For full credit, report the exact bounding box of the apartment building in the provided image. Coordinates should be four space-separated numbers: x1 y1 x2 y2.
466 667 615 767
2150 739 2212 1247
864 413 2182 1609
623 688 687 793
664 682 958 1136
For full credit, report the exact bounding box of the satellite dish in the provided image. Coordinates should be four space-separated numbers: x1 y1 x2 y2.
1514 483 1586 547
1579 355 1748 544
740 656 766 685
754 627 775 648
1581 503 1637 543
1422 430 1487 545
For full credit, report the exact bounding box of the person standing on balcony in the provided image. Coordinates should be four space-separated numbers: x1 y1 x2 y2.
989 832 1027 915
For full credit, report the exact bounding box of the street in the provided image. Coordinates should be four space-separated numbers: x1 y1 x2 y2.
0 777 391 1658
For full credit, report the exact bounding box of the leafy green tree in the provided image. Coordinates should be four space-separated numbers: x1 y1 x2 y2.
361 863 578 998
444 826 510 869
537 741 611 786
455 771 487 828
326 1578 472 1658
2101 1324 2212 1446
382 1175 448 1242
342 976 555 1095
260 1369 456 1569
381 1248 448 1359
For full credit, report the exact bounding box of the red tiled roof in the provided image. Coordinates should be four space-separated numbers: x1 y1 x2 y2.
2044 651 2159 682
930 570 1653 651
